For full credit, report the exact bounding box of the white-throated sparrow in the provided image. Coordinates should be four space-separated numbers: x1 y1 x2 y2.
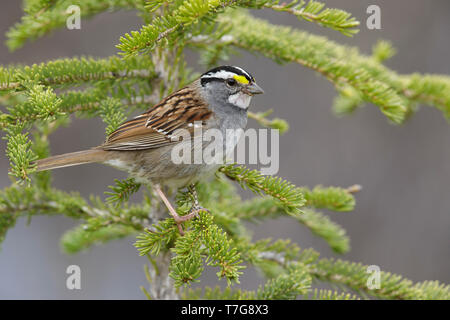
35 66 264 233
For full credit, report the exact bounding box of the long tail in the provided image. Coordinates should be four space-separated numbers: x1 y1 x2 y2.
35 149 108 172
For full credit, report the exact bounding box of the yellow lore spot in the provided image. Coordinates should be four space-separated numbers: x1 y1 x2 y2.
233 75 249 84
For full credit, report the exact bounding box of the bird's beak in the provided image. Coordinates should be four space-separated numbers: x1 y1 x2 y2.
244 82 264 95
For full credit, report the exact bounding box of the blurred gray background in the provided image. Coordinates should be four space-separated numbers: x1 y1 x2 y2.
1 0 449 299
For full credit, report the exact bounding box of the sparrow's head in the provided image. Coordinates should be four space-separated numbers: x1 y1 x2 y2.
200 65 264 111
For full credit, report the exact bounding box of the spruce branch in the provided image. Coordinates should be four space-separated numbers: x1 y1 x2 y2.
332 85 364 116
401 74 450 120
257 0 360 36
6 0 147 51
105 177 142 207
311 258 450 300
0 56 159 130
306 289 360 300
333 42 395 116
184 263 313 300
23 0 58 16
256 263 311 299
1 0 449 301
144 0 169 13
61 223 136 254
297 208 349 253
135 218 180 256
248 109 289 134
183 286 256 300
217 10 450 123
372 40 397 63
0 185 87 246
0 185 152 248
4 125 37 181
118 0 359 58
170 211 245 287
60 199 156 253
194 213 244 283
1 86 158 130
0 56 156 92
219 164 306 215
234 197 350 253
58 84 158 119
30 120 64 190
300 185 356 212
117 0 239 57
99 97 128 136
237 238 320 273
219 10 409 124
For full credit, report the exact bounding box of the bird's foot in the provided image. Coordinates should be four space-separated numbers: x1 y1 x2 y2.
188 205 210 218
171 206 208 235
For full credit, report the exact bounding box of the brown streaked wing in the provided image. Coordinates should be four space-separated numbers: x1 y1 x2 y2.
100 86 213 151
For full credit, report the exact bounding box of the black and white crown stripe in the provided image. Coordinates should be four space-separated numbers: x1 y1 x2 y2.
200 66 254 85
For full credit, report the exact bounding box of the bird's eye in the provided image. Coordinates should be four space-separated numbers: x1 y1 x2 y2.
226 78 237 87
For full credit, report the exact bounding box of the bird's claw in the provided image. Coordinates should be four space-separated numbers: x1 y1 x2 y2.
188 205 210 218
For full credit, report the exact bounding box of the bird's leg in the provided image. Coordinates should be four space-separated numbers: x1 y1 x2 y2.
187 184 210 216
154 185 183 235
154 184 201 235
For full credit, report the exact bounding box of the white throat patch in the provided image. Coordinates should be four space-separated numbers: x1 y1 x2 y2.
228 92 251 110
